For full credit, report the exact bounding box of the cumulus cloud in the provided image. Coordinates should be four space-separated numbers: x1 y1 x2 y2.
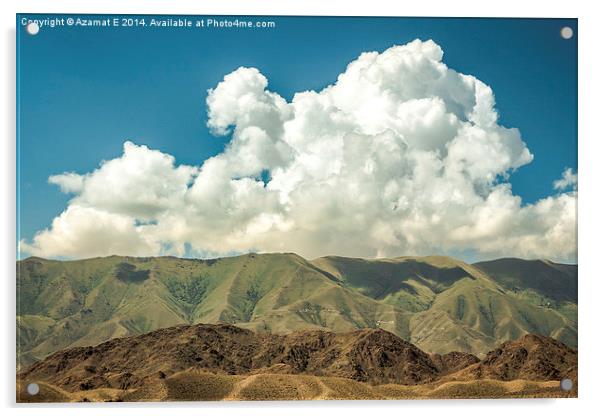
20 205 160 258
20 39 577 262
553 167 577 191
48 141 198 219
48 172 84 193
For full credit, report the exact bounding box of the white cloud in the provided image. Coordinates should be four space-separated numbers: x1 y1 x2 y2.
47 141 198 220
48 172 84 193
553 167 577 191
20 39 577 262
20 205 160 258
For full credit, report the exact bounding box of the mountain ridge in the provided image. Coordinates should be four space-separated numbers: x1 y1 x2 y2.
17 323 577 402
17 252 577 368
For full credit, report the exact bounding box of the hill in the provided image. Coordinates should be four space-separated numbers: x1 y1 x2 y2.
17 324 577 402
474 258 577 322
452 333 577 382
18 372 576 402
18 324 442 391
311 255 476 312
17 253 577 367
312 255 576 354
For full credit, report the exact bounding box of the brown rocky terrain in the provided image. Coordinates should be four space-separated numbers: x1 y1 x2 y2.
452 333 577 382
429 351 480 375
17 324 577 402
18 323 442 392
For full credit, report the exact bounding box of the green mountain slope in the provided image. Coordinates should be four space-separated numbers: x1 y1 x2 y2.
16 253 577 368
474 258 577 301
17 254 411 368
311 255 478 312
312 256 576 354
473 258 577 323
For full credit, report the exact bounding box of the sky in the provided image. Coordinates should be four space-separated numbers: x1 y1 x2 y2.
17 15 577 263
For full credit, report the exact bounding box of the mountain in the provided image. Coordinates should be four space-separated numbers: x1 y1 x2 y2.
18 324 441 391
17 253 411 368
474 258 577 322
429 351 480 375
311 255 476 312
451 333 577 382
16 253 577 368
474 258 577 301
312 255 576 354
17 324 577 402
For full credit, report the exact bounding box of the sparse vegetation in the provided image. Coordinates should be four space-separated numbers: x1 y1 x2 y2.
115 263 150 283
16 253 577 369
165 274 208 305
16 324 577 402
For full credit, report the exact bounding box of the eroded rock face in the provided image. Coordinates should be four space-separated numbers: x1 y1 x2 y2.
18 324 454 391
18 324 576 393
456 333 577 381
429 351 480 375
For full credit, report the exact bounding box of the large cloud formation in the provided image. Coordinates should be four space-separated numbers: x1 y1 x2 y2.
21 40 577 262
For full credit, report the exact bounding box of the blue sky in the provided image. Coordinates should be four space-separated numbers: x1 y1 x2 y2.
17 15 577 261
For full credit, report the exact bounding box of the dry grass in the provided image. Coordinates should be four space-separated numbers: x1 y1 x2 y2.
319 377 382 400
232 374 324 401
17 381 70 403
165 371 243 401
17 373 577 402
375 378 577 400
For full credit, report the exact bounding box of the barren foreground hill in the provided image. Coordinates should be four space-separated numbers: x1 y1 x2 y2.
18 323 577 402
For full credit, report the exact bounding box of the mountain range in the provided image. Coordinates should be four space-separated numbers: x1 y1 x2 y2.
16 253 577 369
17 324 577 402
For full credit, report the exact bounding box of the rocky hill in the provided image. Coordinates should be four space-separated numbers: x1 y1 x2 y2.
19 324 443 391
17 324 577 402
453 333 577 382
